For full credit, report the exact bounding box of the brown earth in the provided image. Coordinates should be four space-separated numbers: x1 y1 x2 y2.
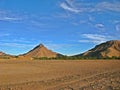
0 60 120 90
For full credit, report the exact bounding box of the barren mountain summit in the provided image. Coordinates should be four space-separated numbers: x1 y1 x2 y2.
0 52 6 56
22 44 61 58
77 40 120 58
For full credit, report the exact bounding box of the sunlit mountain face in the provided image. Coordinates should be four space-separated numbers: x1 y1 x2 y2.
21 44 62 58
75 40 120 58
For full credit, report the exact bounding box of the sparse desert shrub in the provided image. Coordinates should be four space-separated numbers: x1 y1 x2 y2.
0 56 10 59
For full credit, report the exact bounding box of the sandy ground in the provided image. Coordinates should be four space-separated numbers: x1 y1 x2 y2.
0 60 120 90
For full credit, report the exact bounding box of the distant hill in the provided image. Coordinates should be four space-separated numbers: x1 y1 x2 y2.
1 40 120 59
0 52 7 56
21 44 62 58
75 40 120 58
0 51 12 59
0 51 12 56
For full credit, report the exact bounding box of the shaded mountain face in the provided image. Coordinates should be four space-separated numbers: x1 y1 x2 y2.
22 44 62 58
76 40 120 58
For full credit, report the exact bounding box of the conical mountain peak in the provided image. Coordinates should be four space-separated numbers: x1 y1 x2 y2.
38 43 45 47
22 43 62 58
31 43 46 51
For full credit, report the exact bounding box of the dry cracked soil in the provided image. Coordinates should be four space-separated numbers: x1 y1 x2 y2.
0 60 119 90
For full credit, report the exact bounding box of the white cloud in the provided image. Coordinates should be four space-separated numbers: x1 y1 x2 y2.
0 38 37 45
60 1 120 13
0 10 22 22
113 20 120 24
79 34 110 44
60 0 79 13
0 33 10 37
95 24 105 29
0 42 34 48
95 24 104 28
0 17 21 22
83 34 106 41
88 15 95 22
1 17 21 21
0 10 55 30
60 3 79 13
30 20 47 27
96 2 120 12
116 24 120 31
78 40 92 43
54 13 71 19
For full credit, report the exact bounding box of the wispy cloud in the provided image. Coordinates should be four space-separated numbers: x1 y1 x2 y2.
60 0 79 13
113 20 120 24
0 42 34 48
60 0 120 13
95 24 104 28
0 38 36 45
53 13 71 19
95 23 105 31
113 20 120 32
116 24 120 32
30 20 47 27
96 2 120 12
0 10 22 22
59 0 120 33
0 16 21 21
79 34 111 44
78 40 92 43
0 33 10 37
0 10 56 30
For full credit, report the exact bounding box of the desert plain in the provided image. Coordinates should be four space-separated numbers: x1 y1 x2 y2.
0 60 120 90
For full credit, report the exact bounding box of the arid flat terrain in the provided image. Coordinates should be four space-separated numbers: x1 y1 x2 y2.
0 60 120 90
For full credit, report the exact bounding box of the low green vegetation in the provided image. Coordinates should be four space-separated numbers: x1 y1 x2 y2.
32 56 120 60
0 56 119 60
0 56 10 59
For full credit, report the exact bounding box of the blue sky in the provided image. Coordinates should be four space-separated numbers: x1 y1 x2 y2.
0 0 120 55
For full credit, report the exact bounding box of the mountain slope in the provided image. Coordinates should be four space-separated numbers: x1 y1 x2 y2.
22 44 62 58
0 51 13 59
76 40 120 58
0 52 6 56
